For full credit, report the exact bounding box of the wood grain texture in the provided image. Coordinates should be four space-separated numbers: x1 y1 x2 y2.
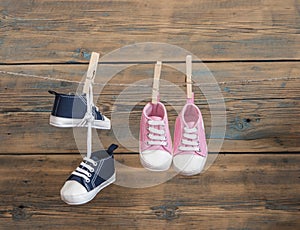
0 62 299 153
0 0 300 63
0 0 299 229
0 154 299 229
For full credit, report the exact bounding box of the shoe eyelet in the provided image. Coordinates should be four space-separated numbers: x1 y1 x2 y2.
88 173 92 177
90 168 94 173
86 179 90 183
93 162 97 166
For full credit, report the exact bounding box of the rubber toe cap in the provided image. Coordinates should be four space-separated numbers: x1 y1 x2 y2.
60 180 87 202
141 150 172 171
173 154 206 176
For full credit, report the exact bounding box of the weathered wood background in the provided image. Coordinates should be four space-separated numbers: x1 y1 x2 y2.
0 0 299 229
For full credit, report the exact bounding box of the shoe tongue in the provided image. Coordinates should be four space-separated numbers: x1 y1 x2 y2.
87 144 118 162
182 104 200 129
88 150 110 162
184 121 197 129
149 115 163 121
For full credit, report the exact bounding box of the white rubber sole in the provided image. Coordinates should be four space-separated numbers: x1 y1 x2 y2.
139 153 172 171
61 173 116 205
172 155 207 176
50 115 111 129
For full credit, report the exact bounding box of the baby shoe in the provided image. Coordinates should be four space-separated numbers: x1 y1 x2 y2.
60 144 118 205
48 90 110 129
139 100 172 171
173 94 207 176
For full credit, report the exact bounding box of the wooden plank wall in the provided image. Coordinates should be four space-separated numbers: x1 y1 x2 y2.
0 0 299 229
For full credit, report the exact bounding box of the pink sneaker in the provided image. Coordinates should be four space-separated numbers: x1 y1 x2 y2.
173 94 207 176
139 101 173 171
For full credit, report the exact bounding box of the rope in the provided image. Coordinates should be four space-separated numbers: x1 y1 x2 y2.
0 70 299 87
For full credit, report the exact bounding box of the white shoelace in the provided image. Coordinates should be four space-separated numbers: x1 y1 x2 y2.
76 104 99 127
179 127 200 151
71 157 98 183
147 120 167 146
76 82 102 128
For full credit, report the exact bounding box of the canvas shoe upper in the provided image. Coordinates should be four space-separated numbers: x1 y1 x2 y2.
48 90 110 129
173 95 207 176
60 144 118 205
139 101 172 171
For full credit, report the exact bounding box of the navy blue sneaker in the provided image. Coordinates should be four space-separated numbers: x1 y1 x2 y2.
60 144 118 205
48 90 110 129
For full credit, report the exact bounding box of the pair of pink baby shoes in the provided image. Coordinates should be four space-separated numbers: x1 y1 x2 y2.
139 93 207 176
139 57 208 176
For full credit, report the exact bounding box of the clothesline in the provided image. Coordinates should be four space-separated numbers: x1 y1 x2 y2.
0 70 298 87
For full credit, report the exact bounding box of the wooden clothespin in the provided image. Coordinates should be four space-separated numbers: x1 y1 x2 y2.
83 52 99 159
186 55 193 99
83 52 100 94
152 61 162 104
